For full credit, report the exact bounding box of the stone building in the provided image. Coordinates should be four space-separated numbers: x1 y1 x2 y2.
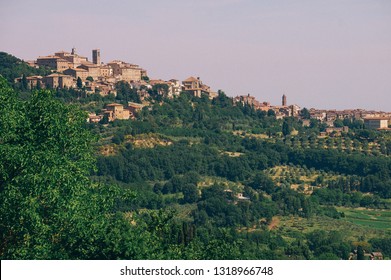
92 49 101 65
102 103 131 121
107 60 145 82
234 94 261 109
282 94 287 106
100 65 113 77
36 56 70 72
182 76 211 98
15 75 43 89
55 48 88 68
78 63 100 80
42 73 74 89
169 79 182 97
127 102 144 115
364 118 389 130
63 68 88 81
325 126 349 136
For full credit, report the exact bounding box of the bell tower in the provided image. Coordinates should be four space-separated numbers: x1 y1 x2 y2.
92 49 101 65
282 94 287 106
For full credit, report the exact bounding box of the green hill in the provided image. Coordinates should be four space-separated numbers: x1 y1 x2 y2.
0 51 50 84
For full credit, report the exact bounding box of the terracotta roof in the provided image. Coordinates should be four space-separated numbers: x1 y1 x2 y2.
183 76 198 82
363 117 389 120
27 75 43 79
128 102 144 108
69 68 87 72
46 73 65 77
45 73 73 78
37 55 61 59
106 103 123 107
79 62 99 68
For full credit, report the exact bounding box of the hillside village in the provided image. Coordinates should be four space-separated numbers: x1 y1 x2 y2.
15 48 391 130
2 49 391 261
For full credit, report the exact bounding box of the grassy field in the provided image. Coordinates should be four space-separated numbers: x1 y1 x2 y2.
271 210 391 243
336 207 391 230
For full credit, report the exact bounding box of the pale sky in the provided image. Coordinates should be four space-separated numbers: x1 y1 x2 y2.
1 0 390 111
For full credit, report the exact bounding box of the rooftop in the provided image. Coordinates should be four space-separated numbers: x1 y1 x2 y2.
183 76 199 82
363 117 389 120
106 103 124 107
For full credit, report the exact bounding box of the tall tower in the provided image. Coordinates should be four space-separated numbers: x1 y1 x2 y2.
92 49 101 65
282 94 287 106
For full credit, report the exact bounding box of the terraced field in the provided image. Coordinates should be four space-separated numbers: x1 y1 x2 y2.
336 207 391 230
270 209 391 243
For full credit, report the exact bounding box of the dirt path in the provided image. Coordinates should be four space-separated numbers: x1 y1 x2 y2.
268 216 280 230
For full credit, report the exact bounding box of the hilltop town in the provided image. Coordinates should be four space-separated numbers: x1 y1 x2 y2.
2 48 391 261
13 48 391 130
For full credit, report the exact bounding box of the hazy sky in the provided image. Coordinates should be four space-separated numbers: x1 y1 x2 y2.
1 0 390 111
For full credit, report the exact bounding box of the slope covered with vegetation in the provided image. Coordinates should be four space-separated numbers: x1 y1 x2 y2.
0 52 50 85
1 51 390 259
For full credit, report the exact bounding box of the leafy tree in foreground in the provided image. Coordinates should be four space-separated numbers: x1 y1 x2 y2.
0 78 145 259
0 77 100 258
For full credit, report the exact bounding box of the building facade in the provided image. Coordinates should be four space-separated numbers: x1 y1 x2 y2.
103 103 131 121
36 56 70 72
182 76 211 98
42 73 74 88
364 118 389 129
92 49 101 65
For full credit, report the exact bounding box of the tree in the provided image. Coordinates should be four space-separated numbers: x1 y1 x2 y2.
77 76 83 88
248 172 275 194
267 109 276 117
21 74 28 90
115 81 140 103
357 245 365 260
282 118 293 137
0 77 120 259
86 76 94 82
334 119 344 128
300 108 310 119
182 184 199 204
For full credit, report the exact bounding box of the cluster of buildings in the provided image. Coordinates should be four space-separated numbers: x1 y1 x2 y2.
234 93 300 119
15 48 390 128
234 94 390 131
88 76 219 123
18 48 219 101
16 48 224 122
88 102 145 123
19 48 147 96
307 108 390 130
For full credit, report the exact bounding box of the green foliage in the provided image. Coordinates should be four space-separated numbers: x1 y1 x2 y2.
0 80 90 257
115 81 140 103
0 78 137 259
282 117 294 137
77 77 83 88
2 51 390 260
0 52 50 85
248 172 275 194
369 237 391 257
300 108 310 119
307 230 350 259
